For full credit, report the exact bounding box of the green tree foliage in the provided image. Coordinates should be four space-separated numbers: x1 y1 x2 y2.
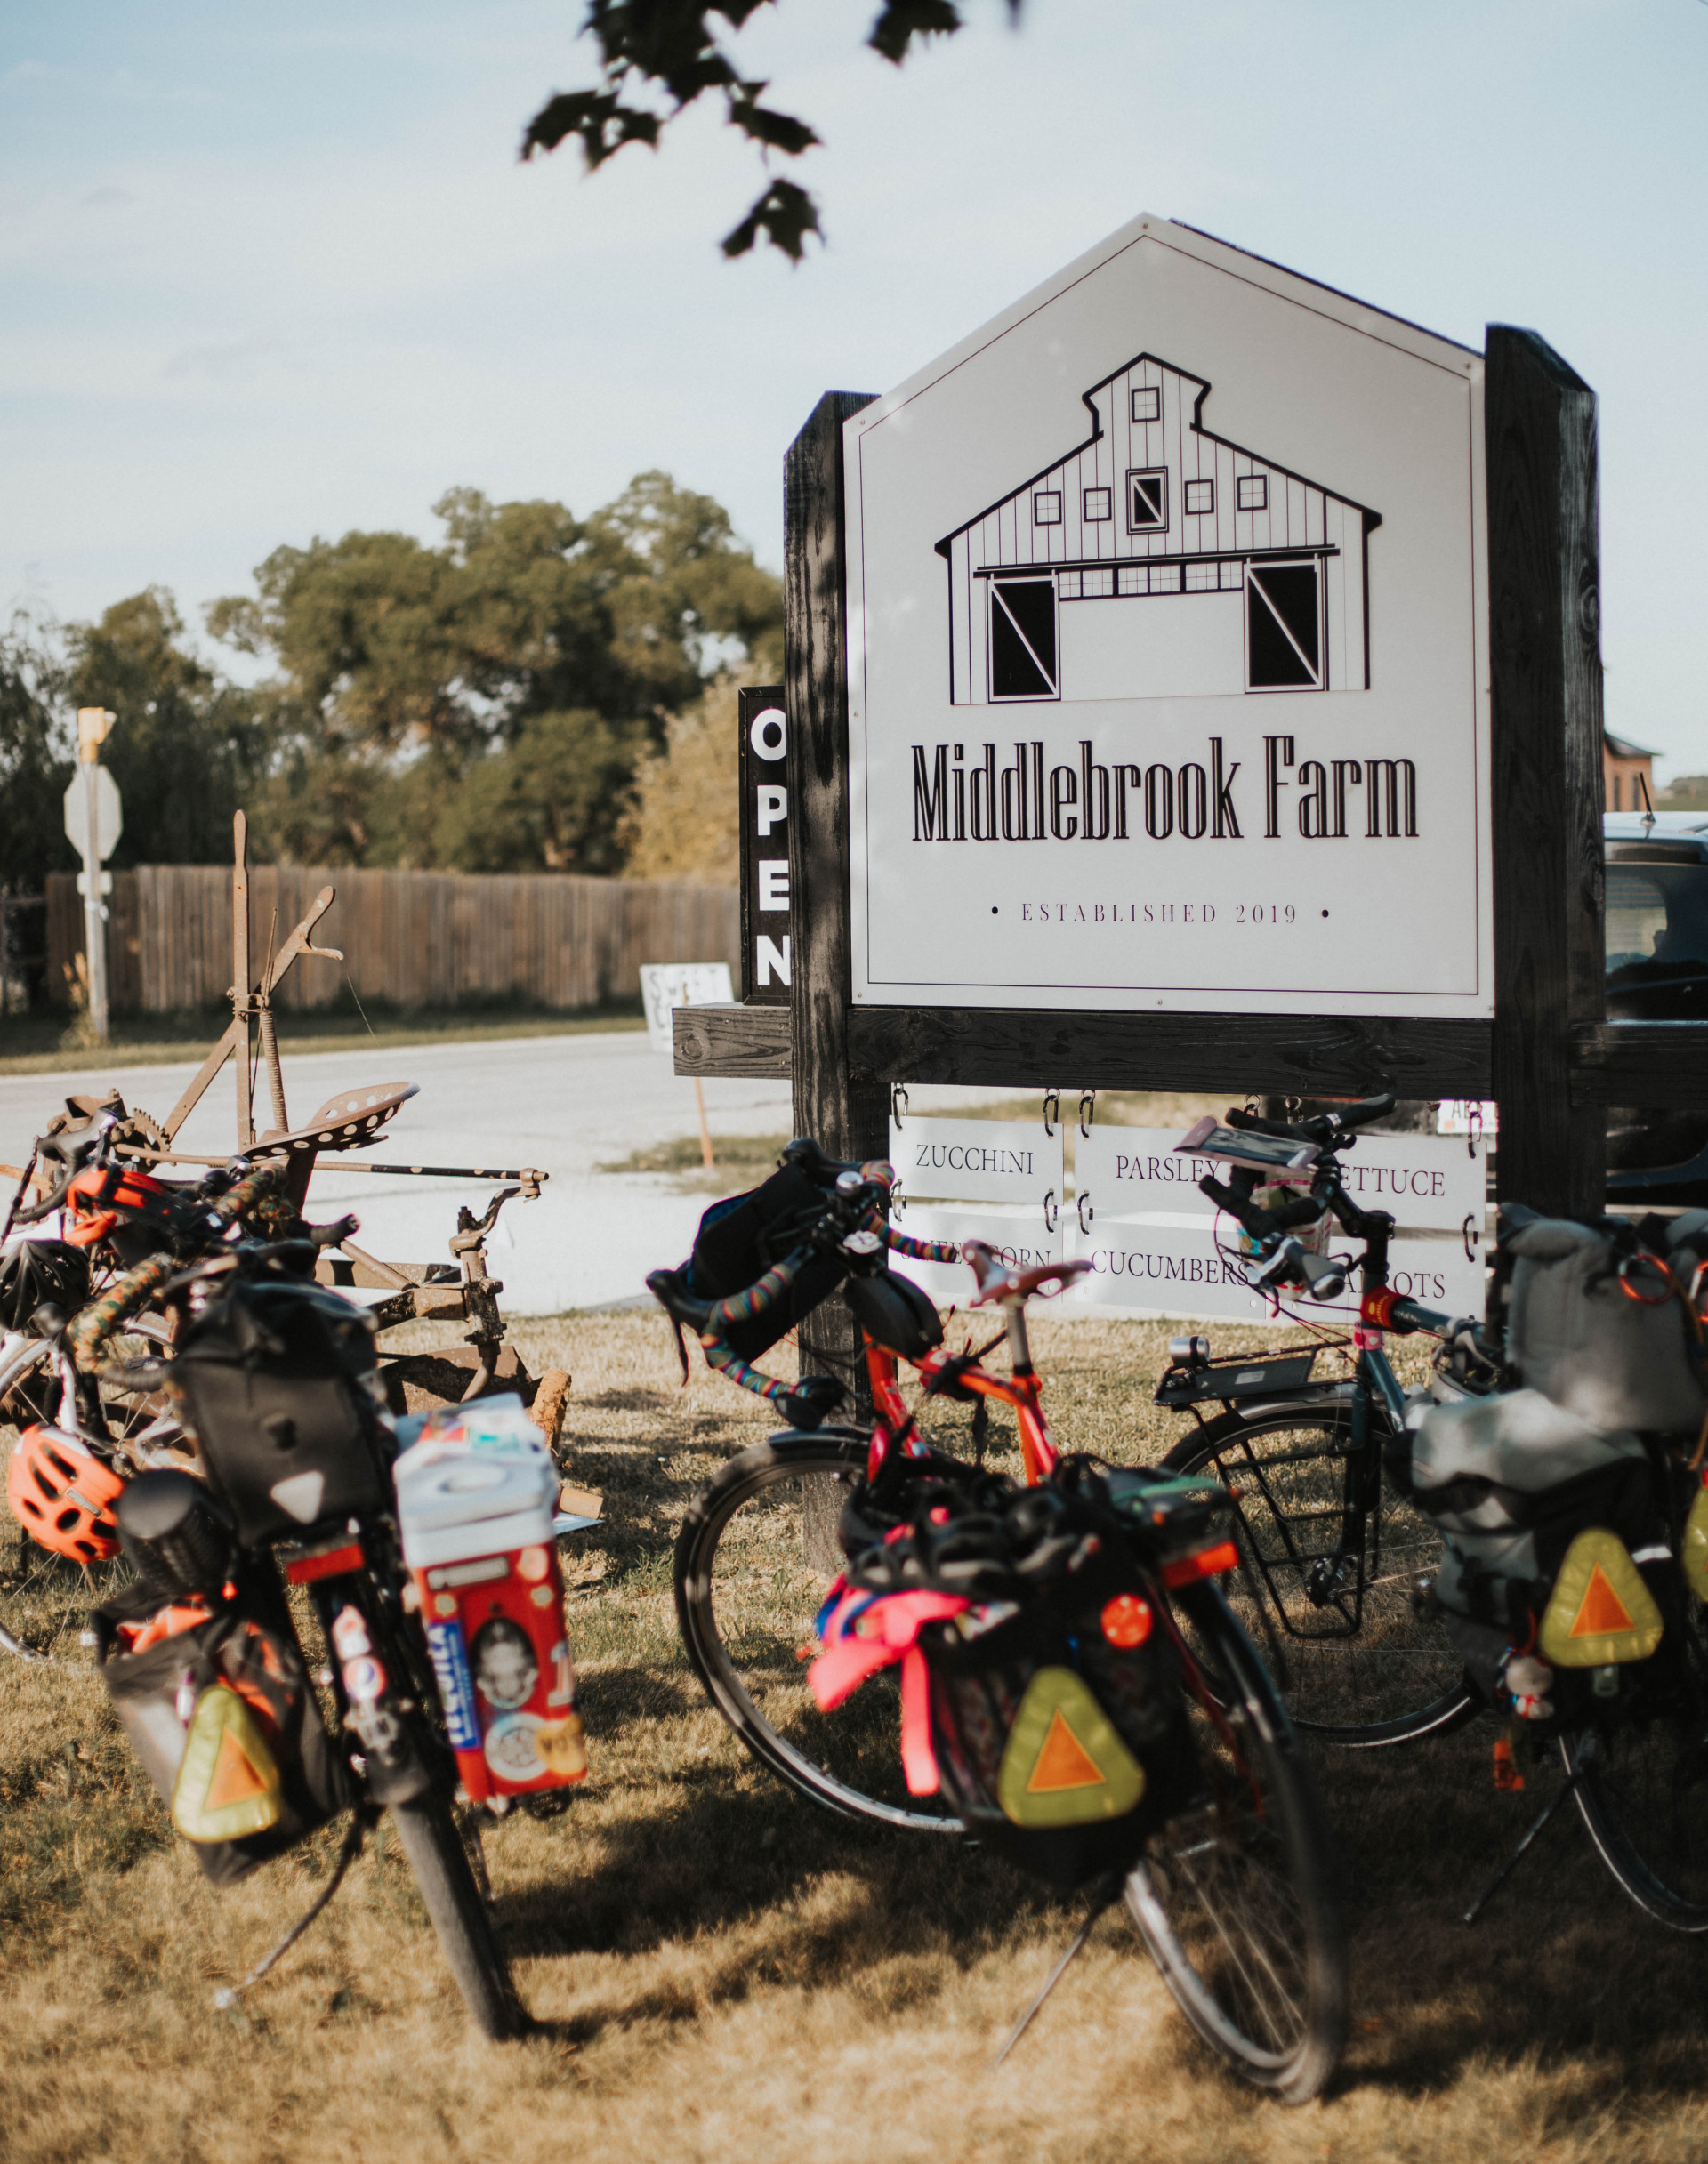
0 612 74 896
211 472 780 874
522 1 1022 258
620 675 739 881
65 589 265 870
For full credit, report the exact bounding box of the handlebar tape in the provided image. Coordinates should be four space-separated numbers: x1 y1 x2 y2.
68 1252 181 1374
886 1228 963 1265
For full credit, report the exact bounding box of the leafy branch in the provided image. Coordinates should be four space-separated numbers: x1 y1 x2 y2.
521 2 1024 260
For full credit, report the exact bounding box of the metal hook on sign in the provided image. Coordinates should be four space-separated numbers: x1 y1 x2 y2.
1078 1090 1095 1138
891 1083 909 1129
1462 1213 1480 1263
1077 1190 1093 1234
1043 1188 1059 1234
1043 1090 1059 1138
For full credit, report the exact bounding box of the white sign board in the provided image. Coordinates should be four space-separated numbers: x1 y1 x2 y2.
1068 1124 1487 1319
889 1115 1061 1206
846 214 1490 1018
62 765 122 863
886 1195 1061 1307
639 963 735 1056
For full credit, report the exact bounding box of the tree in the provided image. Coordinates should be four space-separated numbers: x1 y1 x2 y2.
0 611 74 896
211 473 780 874
521 1 1024 259
65 589 264 870
620 675 739 881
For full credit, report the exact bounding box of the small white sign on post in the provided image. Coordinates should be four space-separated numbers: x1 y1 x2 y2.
62 765 123 864
639 961 736 1170
639 963 736 1056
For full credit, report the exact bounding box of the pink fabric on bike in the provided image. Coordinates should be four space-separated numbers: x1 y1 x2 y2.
899 1648 937 1795
808 1589 969 1711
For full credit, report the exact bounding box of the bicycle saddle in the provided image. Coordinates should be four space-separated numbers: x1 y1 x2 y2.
963 1239 1093 1307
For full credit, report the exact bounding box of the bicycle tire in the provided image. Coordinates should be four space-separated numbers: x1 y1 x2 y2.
389 1794 524 2037
1563 1595 1708 1931
673 1431 960 1834
1163 1404 1475 1748
1125 1581 1348 2104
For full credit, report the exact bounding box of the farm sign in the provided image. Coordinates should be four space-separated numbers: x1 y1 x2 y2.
845 215 1492 1019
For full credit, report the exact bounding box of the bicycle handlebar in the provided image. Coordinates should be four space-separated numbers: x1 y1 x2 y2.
1223 1092 1395 1147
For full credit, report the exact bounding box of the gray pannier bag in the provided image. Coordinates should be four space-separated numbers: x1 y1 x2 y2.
1503 1214 1708 1437
1393 1388 1669 1705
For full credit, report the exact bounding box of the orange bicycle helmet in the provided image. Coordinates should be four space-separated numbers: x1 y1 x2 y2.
6 1424 124 1562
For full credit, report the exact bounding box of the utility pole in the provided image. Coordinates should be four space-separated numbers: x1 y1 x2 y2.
63 707 120 1041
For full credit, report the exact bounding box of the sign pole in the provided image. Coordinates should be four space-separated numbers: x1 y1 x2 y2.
70 707 118 1042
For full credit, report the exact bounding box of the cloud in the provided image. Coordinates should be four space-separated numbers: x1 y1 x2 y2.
80 186 134 209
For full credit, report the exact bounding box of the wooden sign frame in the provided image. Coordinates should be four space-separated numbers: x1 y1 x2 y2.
682 329 1706 1290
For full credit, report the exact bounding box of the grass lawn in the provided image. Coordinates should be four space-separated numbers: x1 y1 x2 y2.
5 1308 1706 2162
0 1002 646 1078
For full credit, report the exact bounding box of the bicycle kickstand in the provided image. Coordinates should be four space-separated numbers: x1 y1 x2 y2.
995 1870 1122 2065
1461 1767 1583 1927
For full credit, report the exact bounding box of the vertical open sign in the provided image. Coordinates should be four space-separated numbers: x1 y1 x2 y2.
738 685 791 1004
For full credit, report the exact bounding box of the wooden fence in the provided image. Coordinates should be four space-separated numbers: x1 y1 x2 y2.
45 865 739 1014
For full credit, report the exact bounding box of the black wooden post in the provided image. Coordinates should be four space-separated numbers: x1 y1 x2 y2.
785 392 882 1444
1486 327 1607 1217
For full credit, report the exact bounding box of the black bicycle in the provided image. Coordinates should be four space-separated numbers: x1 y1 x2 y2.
1154 1094 1487 1748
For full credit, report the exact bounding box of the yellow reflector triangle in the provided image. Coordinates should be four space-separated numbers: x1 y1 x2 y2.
1539 1529 1664 1669
1027 1709 1107 1794
1683 1482 1708 1604
172 1685 283 1843
996 1667 1145 1828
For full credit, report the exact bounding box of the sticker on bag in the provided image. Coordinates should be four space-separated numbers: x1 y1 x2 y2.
1538 1529 1664 1668
995 1667 1146 1828
172 1684 285 1842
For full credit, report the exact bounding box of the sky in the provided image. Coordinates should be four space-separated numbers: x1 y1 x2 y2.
2 0 1705 769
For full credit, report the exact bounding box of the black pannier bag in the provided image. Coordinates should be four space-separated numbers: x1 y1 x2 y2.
170 1278 395 1545
1391 1388 1673 1708
94 1585 344 1886
684 1162 852 1359
1502 1212 1708 1436
835 1464 1204 1892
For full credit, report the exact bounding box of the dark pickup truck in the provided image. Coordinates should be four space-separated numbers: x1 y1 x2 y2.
1605 810 1708 1206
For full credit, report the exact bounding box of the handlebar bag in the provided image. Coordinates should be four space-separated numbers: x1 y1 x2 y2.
171 1279 395 1546
689 1163 852 1359
1392 1388 1673 1709
94 1584 344 1886
1503 1216 1708 1436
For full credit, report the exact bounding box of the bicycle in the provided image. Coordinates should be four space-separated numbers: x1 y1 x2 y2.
655 1139 1348 2099
1151 1092 1489 1747
3 1141 526 2032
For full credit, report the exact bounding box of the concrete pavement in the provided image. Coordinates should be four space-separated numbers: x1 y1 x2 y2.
1 1032 794 1314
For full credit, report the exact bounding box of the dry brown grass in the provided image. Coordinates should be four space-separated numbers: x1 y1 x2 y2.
6 1310 1708 2163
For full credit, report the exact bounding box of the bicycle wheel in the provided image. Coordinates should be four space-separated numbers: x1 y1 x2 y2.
1164 1404 1474 1747
1565 1603 1708 1931
389 1794 524 2037
673 1432 960 1833
1125 1581 1348 2104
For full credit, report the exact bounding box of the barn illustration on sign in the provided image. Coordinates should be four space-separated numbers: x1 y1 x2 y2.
936 355 1381 706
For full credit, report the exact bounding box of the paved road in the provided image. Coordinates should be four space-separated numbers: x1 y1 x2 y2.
1 1033 794 1314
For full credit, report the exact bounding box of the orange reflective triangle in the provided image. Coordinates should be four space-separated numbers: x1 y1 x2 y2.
1570 1563 1635 1639
204 1722 269 1812
1026 1708 1107 1793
